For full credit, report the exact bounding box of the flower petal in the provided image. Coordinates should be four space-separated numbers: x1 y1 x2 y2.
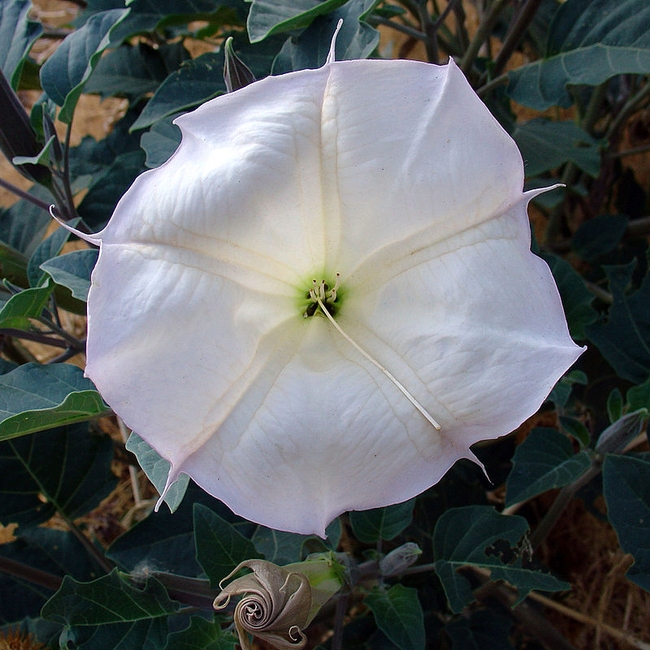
86 57 583 535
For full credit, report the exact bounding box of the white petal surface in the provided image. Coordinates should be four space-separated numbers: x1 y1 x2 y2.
87 58 583 535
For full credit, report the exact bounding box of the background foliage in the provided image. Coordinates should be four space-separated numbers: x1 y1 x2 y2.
0 0 649 648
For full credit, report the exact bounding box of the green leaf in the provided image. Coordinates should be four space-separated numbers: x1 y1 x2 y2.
27 223 75 288
0 527 99 625
505 428 592 506
40 9 130 123
0 185 52 257
586 260 650 384
0 422 116 528
272 0 380 73
247 0 349 42
603 454 650 591
42 569 180 625
444 609 514 650
365 585 425 650
572 214 629 263
58 618 170 650
547 369 588 409
0 281 53 330
0 0 43 88
541 252 596 339
506 0 650 109
433 506 569 613
40 249 99 301
512 119 602 178
84 41 190 102
607 388 624 424
252 527 309 564
164 616 238 650
559 415 591 447
194 503 261 585
349 499 415 544
0 363 109 442
125 432 189 513
140 113 182 168
627 378 650 412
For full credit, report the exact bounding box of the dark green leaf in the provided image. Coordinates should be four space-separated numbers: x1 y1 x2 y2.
603 454 650 591
507 0 650 109
252 527 309 564
559 415 591 447
247 0 349 42
349 499 415 544
40 9 130 123
365 585 425 650
42 569 180 625
0 528 98 624
140 113 182 168
194 503 261 585
125 432 189 513
586 260 650 384
40 248 99 301
433 506 569 613
505 428 592 506
607 388 624 424
27 224 74 288
0 185 52 257
572 214 629 263
627 378 650 412
76 149 146 230
272 0 380 73
0 363 109 442
512 119 602 178
0 0 43 88
541 252 596 339
445 609 514 650
0 281 53 330
164 616 238 650
547 369 588 409
0 422 116 528
84 41 190 102
58 618 169 650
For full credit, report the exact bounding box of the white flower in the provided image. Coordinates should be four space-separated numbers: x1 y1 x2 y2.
81 56 583 535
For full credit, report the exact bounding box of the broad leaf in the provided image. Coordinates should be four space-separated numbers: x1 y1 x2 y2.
586 260 650 384
433 506 569 613
365 585 425 650
512 119 602 178
603 455 650 591
84 41 190 101
247 0 349 42
272 0 380 73
58 618 170 650
194 503 261 585
0 281 53 330
140 113 182 168
164 617 238 650
252 527 309 564
40 9 130 123
42 569 180 625
126 432 189 513
572 214 629 263
505 428 592 506
542 252 596 339
0 0 43 88
0 527 98 624
0 422 116 528
627 378 650 412
349 499 415 543
0 363 109 442
0 186 52 257
41 249 99 301
27 224 74 288
507 0 650 109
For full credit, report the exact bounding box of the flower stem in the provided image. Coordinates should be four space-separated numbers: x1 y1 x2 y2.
460 0 510 76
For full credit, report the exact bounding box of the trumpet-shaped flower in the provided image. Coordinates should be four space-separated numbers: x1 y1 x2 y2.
81 56 583 535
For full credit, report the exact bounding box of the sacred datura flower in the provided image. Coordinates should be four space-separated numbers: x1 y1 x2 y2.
213 556 344 650
79 54 584 535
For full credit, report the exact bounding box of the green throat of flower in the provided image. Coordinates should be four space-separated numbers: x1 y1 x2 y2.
300 273 442 432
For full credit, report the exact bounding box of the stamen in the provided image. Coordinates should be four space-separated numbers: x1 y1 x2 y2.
315 297 442 431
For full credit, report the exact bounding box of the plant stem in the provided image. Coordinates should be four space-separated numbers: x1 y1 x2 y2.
368 16 426 41
490 0 543 77
330 592 349 650
0 328 71 349
0 555 63 591
151 572 217 610
61 512 115 574
0 177 52 212
607 80 650 141
460 0 510 76
37 315 85 351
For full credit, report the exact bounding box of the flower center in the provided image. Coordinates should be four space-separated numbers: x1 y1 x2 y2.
303 273 341 318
